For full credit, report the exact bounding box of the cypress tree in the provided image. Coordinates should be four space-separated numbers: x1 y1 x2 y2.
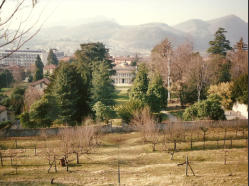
47 49 59 66
33 55 44 81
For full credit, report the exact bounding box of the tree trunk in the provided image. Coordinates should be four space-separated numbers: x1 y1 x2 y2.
76 152 79 164
185 156 188 176
203 132 206 150
197 89 201 103
34 146 36 156
54 155 57 172
224 128 227 149
0 153 3 166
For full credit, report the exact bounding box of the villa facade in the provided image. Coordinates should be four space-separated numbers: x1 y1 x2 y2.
111 63 136 86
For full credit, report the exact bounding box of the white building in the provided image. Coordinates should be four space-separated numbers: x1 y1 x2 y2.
0 49 48 67
111 63 136 86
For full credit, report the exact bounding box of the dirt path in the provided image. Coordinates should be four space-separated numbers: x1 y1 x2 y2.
161 110 178 122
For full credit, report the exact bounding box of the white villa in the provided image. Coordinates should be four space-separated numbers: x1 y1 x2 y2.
111 63 136 86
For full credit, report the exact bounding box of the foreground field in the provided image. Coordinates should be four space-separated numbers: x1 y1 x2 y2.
0 130 248 186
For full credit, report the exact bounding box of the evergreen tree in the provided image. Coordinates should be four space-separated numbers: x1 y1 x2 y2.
231 73 248 104
74 42 114 76
33 55 44 81
47 49 59 66
129 63 149 102
147 73 168 112
218 60 231 82
0 69 14 88
207 27 232 56
91 62 116 106
51 63 90 125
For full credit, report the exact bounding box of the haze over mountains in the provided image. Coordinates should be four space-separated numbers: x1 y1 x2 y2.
28 14 248 56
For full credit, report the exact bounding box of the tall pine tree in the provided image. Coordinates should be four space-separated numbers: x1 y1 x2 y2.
33 55 44 81
207 27 232 56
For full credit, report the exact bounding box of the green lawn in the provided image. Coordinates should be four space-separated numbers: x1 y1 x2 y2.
114 88 129 105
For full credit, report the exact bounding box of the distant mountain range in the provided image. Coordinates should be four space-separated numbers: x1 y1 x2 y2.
27 14 248 56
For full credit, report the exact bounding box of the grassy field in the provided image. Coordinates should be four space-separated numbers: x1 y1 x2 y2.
114 88 129 105
0 128 248 186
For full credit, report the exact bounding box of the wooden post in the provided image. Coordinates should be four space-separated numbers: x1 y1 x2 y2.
15 139 17 149
203 131 206 150
34 145 37 156
185 156 188 176
188 162 195 176
223 128 227 149
117 144 120 186
0 152 3 166
118 160 120 185
224 151 227 165
216 139 219 148
54 155 57 173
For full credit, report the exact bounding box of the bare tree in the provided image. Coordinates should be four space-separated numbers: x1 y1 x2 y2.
40 131 58 173
150 39 173 101
23 86 43 111
188 54 209 102
227 38 248 79
131 107 160 151
168 123 183 160
0 0 43 59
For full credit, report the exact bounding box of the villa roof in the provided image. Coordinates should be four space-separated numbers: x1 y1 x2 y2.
30 78 50 87
113 63 136 71
44 64 57 70
0 105 7 113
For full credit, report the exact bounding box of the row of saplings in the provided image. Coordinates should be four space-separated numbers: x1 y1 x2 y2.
0 111 248 174
0 126 102 174
131 107 248 159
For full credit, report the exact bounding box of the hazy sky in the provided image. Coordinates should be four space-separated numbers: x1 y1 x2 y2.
4 0 248 28
41 0 248 27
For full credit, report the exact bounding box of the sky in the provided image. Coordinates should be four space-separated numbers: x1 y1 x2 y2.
3 0 248 29
42 0 248 27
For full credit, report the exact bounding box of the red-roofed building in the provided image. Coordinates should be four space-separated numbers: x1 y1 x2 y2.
43 64 57 75
30 78 50 92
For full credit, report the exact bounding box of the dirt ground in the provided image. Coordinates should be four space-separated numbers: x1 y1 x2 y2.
0 132 248 186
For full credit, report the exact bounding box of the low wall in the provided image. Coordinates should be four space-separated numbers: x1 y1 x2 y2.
0 120 247 138
0 124 134 138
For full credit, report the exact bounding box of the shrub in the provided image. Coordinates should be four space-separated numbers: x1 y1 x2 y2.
115 99 144 123
208 82 233 109
0 121 11 129
183 94 226 121
93 101 116 123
